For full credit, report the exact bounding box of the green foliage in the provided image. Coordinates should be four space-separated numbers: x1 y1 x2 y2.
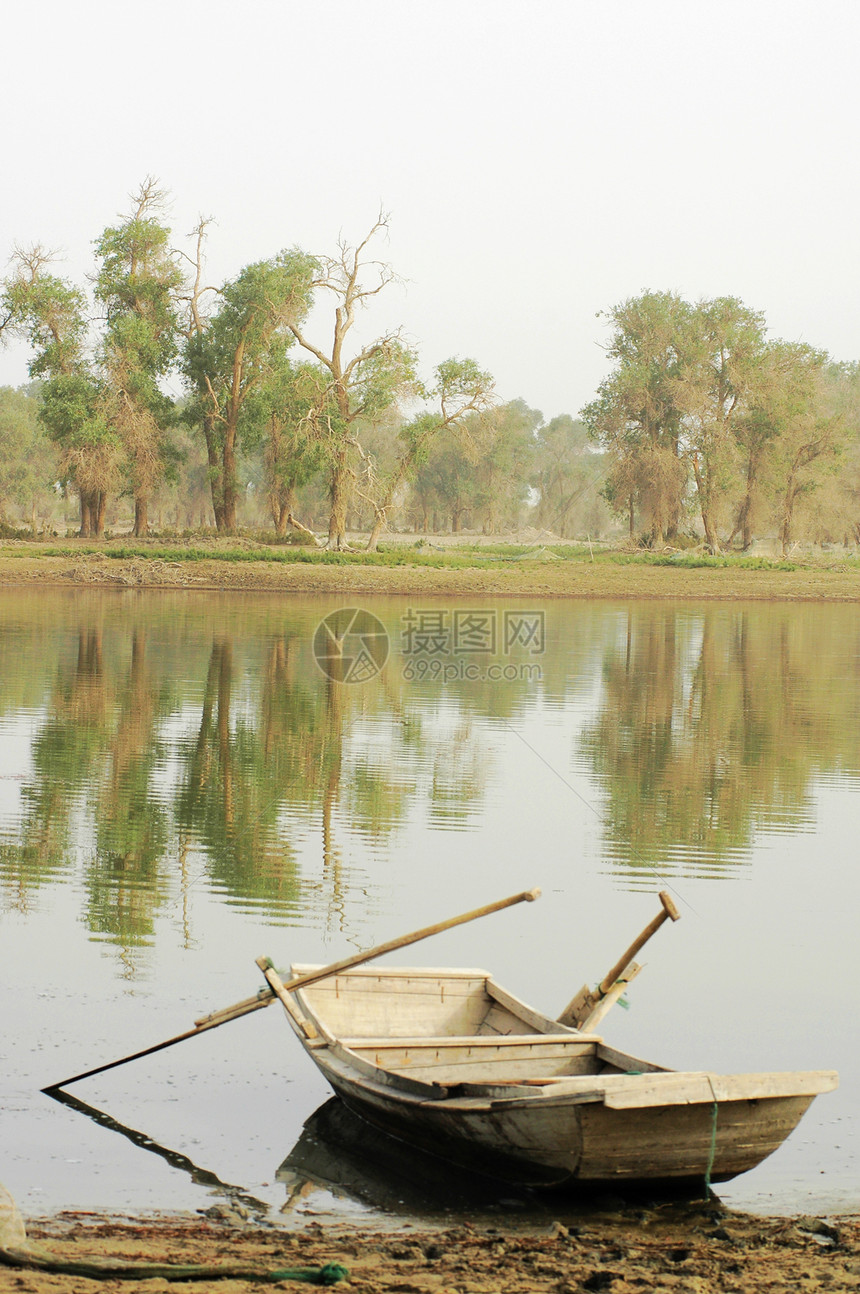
3 194 859 548
2 267 89 379
412 423 485 530
253 355 328 527
411 397 534 534
37 372 112 450
350 337 420 422
94 218 182 370
92 186 188 529
0 386 60 522
1 254 120 529
190 251 317 383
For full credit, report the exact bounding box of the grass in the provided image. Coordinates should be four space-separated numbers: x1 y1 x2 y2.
13 538 858 574
30 543 490 570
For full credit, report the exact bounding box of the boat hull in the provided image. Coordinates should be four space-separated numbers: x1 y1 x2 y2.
315 1056 818 1189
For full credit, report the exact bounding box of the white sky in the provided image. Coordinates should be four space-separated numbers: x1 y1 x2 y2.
2 0 858 421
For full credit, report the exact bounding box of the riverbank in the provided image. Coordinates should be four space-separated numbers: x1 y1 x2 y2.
0 539 858 599
5 1202 857 1293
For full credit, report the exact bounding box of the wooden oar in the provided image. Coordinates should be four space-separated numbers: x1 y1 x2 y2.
557 890 680 1032
40 990 277 1093
42 886 540 1092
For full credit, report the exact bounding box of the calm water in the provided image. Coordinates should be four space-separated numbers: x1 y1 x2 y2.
0 588 858 1224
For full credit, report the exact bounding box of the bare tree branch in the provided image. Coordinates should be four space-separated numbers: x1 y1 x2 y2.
287 322 333 372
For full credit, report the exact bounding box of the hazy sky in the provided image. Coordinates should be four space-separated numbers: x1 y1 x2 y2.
2 0 858 420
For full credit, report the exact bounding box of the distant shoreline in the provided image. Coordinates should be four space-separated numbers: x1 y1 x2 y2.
0 540 857 601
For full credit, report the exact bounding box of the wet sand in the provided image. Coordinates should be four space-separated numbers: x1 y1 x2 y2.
3 1202 858 1293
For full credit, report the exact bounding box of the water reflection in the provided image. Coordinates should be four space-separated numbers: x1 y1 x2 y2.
0 594 499 947
0 593 858 945
46 1088 271 1221
1 590 858 1221
47 1088 545 1221
277 1098 530 1215
578 606 860 877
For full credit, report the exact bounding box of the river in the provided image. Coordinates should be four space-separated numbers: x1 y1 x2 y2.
0 588 857 1225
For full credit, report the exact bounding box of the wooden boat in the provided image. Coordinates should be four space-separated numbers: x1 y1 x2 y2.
272 963 837 1190
44 886 837 1194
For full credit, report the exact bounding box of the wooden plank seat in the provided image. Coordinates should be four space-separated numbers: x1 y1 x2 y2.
342 1033 608 1083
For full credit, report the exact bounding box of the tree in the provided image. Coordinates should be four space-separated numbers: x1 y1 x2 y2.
674 297 768 553
531 415 609 538
287 215 419 548
584 291 830 552
582 292 689 545
0 386 60 530
146 413 212 530
93 179 183 536
363 357 495 550
252 354 326 536
182 245 316 532
730 341 826 549
408 397 537 535
469 398 539 534
822 362 860 544
411 424 483 532
2 246 118 536
764 357 845 555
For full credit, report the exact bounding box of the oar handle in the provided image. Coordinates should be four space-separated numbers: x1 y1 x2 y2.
264 887 542 997
597 891 679 995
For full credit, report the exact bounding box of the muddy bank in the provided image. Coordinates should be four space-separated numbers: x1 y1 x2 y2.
4 1203 857 1293
0 545 858 600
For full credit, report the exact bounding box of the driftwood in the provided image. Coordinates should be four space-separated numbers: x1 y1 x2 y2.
0 1248 347 1283
0 1182 350 1283
286 512 323 546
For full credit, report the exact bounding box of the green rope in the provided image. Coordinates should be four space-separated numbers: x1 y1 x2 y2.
273 1265 349 1286
703 1097 719 1194
0 1248 348 1284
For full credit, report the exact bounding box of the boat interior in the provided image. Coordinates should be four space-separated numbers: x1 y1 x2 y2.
291 965 663 1083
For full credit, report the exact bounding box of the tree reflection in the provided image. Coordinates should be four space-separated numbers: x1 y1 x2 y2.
87 629 170 949
5 595 855 946
15 627 115 892
171 628 485 932
580 607 860 872
176 637 303 916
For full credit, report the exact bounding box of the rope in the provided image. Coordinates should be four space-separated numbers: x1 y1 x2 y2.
704 1075 719 1195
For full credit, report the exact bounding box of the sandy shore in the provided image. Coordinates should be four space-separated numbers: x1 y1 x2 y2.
3 1203 857 1293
